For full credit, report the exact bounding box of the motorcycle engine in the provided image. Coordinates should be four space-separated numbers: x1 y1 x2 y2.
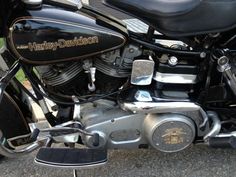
36 43 205 153
36 45 142 95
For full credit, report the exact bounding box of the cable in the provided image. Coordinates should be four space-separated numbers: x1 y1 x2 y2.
12 78 39 105
130 35 208 57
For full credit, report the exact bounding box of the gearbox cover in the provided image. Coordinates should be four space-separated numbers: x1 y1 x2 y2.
143 114 196 152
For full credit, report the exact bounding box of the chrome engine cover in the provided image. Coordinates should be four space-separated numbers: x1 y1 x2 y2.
80 100 204 151
80 100 147 149
143 114 196 152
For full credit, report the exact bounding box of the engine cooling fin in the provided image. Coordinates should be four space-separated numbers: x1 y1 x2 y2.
37 62 83 87
94 59 131 78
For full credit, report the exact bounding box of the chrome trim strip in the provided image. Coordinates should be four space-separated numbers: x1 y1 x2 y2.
49 0 83 9
21 0 42 6
121 101 200 114
120 101 209 129
153 72 197 84
35 159 107 169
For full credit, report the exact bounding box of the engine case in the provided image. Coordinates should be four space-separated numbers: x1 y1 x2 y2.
80 100 206 152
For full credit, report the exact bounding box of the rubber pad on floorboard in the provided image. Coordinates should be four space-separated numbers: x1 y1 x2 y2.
35 148 107 167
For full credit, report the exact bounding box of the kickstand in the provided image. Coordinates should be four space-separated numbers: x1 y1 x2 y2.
73 169 96 177
73 170 78 177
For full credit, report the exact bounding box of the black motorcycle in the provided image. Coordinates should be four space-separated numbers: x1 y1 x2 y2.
1 0 236 170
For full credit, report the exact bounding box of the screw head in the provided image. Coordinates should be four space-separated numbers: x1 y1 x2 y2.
168 56 178 66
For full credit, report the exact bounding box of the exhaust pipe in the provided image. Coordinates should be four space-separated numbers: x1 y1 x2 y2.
203 111 221 140
194 111 236 149
205 112 236 149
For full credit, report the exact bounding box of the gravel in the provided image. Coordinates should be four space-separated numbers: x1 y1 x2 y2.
1 145 236 177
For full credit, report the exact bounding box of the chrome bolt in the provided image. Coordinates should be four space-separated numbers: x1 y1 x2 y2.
168 56 178 66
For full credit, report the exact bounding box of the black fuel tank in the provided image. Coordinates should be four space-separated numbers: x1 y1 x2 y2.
8 5 127 64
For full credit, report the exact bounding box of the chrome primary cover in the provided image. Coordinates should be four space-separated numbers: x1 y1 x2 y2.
80 100 201 151
143 114 196 152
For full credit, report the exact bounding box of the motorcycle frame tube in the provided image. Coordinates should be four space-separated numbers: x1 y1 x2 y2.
0 61 36 154
0 62 20 97
0 59 57 158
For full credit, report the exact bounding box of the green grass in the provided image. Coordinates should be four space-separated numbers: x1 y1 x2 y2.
16 69 27 83
0 38 3 48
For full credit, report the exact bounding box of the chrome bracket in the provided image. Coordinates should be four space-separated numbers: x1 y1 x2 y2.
72 96 81 120
88 67 96 92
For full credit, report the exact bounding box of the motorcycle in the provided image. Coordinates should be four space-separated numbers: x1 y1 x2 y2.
1 0 236 171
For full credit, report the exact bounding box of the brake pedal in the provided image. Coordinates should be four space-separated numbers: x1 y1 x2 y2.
35 148 107 169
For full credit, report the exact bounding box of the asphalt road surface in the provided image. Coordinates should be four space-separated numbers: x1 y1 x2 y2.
1 1 236 177
1 145 236 177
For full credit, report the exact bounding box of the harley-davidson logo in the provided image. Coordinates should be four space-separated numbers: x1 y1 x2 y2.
162 128 186 145
16 36 99 52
